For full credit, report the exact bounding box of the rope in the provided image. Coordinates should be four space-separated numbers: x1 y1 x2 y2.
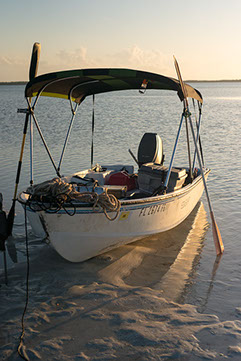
16 179 120 360
26 178 120 221
93 190 120 221
17 206 30 361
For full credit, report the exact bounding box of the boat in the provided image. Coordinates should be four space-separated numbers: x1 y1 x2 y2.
13 43 223 262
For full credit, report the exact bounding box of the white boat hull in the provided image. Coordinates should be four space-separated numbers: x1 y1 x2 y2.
20 171 208 262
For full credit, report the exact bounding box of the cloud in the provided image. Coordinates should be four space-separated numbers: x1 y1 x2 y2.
0 45 174 81
0 55 28 81
108 45 173 75
0 56 18 65
55 47 95 68
48 45 173 75
0 55 27 66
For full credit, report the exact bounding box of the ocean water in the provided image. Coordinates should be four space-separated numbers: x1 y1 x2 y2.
0 82 241 359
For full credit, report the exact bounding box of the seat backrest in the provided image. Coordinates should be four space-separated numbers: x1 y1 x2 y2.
137 133 163 167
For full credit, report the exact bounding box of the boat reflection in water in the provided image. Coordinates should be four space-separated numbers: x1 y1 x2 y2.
155 202 209 302
2 200 209 307
98 201 209 300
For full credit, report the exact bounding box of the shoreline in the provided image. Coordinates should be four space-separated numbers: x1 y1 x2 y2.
1 79 241 85
0 81 27 85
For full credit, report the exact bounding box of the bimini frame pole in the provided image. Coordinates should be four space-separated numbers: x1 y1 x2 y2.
184 114 193 181
27 99 61 178
192 102 204 172
91 94 95 168
163 112 185 191
58 103 78 172
29 114 34 185
31 79 99 174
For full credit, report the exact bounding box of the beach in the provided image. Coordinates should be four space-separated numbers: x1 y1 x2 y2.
1 203 241 360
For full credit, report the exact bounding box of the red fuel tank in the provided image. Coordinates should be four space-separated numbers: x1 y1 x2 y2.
106 171 136 191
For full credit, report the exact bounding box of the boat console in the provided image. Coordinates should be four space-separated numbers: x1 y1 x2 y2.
61 132 189 199
138 163 187 194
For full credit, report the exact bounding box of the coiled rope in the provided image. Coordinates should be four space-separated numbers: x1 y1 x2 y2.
26 178 120 221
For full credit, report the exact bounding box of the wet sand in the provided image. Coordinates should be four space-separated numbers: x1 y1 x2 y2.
1 203 241 360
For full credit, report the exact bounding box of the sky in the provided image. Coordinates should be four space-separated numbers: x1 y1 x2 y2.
1 0 241 81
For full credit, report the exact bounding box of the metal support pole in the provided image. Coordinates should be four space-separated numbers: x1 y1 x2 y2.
192 106 204 172
31 112 61 177
58 103 78 172
163 113 184 190
185 114 193 181
91 94 95 168
188 114 212 213
29 115 34 185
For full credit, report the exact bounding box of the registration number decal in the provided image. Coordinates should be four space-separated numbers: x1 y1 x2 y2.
139 204 166 217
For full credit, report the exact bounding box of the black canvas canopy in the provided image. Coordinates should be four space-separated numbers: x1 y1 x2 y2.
25 68 203 104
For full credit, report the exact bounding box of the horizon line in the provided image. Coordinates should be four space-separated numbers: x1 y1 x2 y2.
1 79 241 85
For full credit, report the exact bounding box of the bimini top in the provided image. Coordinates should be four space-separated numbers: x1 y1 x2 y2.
25 68 203 104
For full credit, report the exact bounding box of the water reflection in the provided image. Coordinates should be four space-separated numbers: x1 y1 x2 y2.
98 202 209 296
197 255 223 313
1 202 210 295
154 202 209 302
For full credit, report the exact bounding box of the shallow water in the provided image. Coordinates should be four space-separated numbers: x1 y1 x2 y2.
0 82 241 359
